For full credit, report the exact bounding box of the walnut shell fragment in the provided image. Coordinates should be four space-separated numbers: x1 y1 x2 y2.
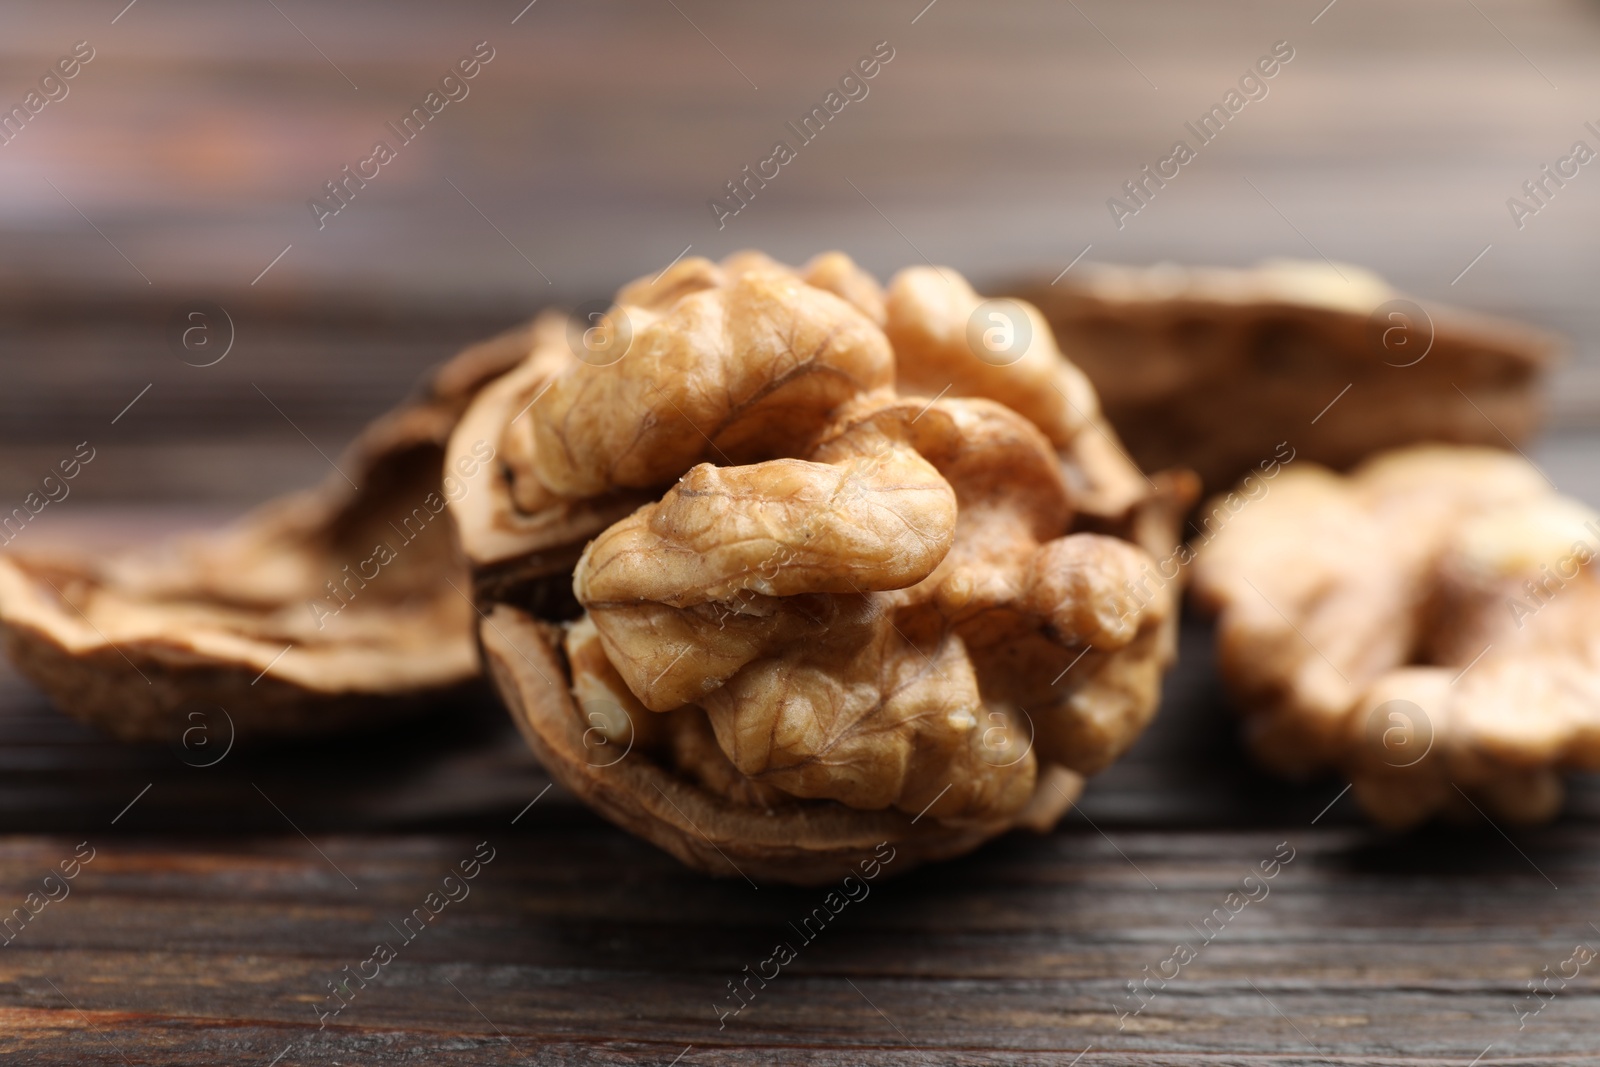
1011 260 1557 493
1193 443 1600 827
0 324 532 742
454 251 1196 882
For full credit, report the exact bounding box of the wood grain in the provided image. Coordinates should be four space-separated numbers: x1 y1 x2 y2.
0 826 1595 1064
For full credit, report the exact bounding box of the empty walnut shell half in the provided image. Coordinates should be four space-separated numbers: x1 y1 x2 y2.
1012 259 1557 494
0 324 531 742
1193 443 1600 827
452 251 1195 882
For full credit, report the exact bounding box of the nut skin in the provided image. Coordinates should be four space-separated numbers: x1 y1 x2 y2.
576 433 957 611
457 250 1191 881
885 266 1152 523
888 267 1098 450
1195 443 1600 827
531 268 894 498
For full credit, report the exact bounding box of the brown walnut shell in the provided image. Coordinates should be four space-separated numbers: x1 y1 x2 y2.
1012 259 1556 494
0 323 531 741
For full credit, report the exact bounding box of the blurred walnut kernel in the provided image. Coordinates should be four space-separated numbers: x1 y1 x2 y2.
1194 444 1600 827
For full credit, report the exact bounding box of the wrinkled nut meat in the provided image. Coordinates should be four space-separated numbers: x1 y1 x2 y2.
1012 260 1556 494
1193 444 1600 827
452 251 1195 883
0 325 530 742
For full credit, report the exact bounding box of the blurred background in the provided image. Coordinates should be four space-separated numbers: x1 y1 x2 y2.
3 0 1599 512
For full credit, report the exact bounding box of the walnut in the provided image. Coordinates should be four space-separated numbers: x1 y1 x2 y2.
1012 260 1556 494
450 253 895 609
456 251 1194 882
1193 443 1600 826
0 324 530 742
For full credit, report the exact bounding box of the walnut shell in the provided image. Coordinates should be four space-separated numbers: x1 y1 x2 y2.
0 324 531 741
1193 443 1600 826
456 251 1195 881
1013 260 1556 494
